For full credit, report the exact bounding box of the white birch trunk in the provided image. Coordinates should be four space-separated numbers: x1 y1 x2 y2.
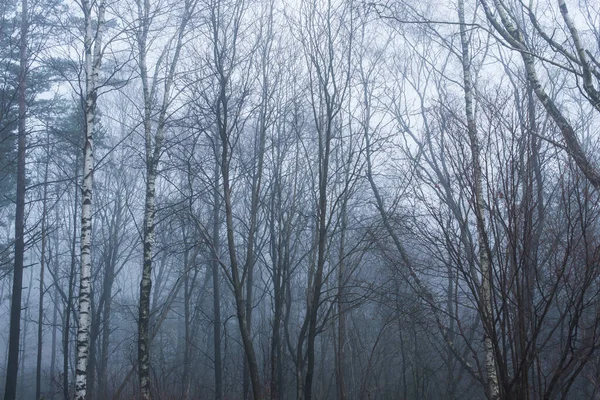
138 170 156 400
74 1 105 398
458 1 499 398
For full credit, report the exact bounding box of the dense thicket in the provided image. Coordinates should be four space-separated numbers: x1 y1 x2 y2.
1 0 600 399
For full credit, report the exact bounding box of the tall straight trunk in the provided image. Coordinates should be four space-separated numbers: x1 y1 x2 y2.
19 268 34 395
87 306 99 397
135 1 193 396
212 160 223 400
269 261 282 400
64 173 79 400
138 168 156 400
243 70 268 400
209 0 262 394
220 128 262 399
98 277 113 399
244 8 273 396
336 199 348 400
4 0 27 398
62 296 74 398
458 1 498 398
136 29 155 400
97 200 120 400
51 228 60 386
74 1 105 398
273 120 299 400
181 232 192 399
36 129 50 399
269 174 283 399
135 31 162 389
289 121 311 400
243 272 253 400
445 260 456 399
114 249 192 399
182 281 190 398
301 3 354 395
51 284 58 386
304 111 332 400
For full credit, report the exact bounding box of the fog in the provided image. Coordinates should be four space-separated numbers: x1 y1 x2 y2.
1 0 600 399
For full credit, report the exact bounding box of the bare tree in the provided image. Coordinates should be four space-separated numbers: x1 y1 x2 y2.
194 0 265 397
133 0 196 397
457 1 498 397
293 1 355 398
479 0 600 189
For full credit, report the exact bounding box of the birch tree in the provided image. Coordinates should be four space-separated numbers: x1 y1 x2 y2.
134 0 196 397
479 0 600 189
457 1 498 397
72 0 106 398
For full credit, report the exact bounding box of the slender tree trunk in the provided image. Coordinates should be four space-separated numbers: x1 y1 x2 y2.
20 268 34 396
50 228 60 387
269 179 283 400
51 284 58 388
98 279 113 399
244 10 273 393
243 76 268 400
221 134 262 400
4 0 27 397
87 308 99 399
300 3 354 395
445 260 456 399
182 282 190 398
74 1 105 398
138 168 156 400
243 275 253 400
209 0 262 394
97 201 120 400
135 2 154 395
63 296 74 399
336 199 347 400
271 120 296 400
396 276 408 399
181 231 192 399
135 2 193 396
36 128 50 399
48 206 59 392
270 266 282 400
63 152 80 400
64 193 78 400
288 126 307 400
458 1 498 398
113 251 191 400
304 117 331 400
212 159 223 400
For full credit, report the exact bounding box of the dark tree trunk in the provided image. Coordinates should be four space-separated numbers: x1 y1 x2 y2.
4 0 27 397
64 151 80 400
36 127 50 399
212 159 223 400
